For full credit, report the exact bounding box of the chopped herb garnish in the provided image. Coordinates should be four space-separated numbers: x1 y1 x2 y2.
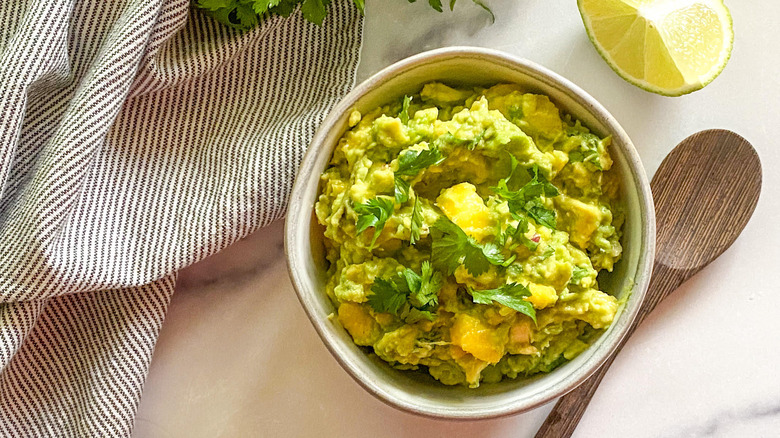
367 277 407 314
492 161 560 230
399 95 413 124
353 196 394 250
410 196 423 244
408 261 441 309
570 266 590 284
499 214 539 252
568 133 603 170
367 261 442 321
395 147 445 177
393 146 445 204
467 283 536 323
394 177 410 204
431 217 505 276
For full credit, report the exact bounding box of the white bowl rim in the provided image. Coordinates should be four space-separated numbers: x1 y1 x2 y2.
285 46 656 420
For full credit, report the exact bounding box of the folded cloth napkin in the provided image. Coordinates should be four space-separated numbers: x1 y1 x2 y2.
0 1 362 435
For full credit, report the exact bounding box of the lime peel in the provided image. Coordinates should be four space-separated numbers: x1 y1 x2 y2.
579 0 734 96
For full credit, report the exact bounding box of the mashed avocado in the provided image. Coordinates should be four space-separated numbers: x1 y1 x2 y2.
315 83 624 387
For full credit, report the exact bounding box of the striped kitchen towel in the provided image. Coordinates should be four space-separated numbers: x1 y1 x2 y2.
0 1 362 436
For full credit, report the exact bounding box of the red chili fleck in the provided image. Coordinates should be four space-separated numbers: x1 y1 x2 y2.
531 234 541 243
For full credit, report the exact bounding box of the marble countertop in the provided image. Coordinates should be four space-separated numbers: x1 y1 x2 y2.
133 1 780 436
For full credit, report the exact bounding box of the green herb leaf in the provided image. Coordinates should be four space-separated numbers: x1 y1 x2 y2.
501 214 539 251
394 177 410 204
568 133 603 170
471 0 495 22
431 218 505 277
468 283 536 323
393 146 445 205
399 95 413 124
408 261 441 309
395 147 445 177
570 266 590 284
492 163 560 230
353 197 394 250
410 196 423 244
368 277 408 314
196 0 495 29
367 263 442 318
300 0 331 25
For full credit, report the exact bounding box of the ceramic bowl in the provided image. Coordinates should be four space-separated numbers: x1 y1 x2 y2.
285 47 655 419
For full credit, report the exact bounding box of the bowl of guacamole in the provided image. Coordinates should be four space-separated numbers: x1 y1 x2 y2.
286 47 655 419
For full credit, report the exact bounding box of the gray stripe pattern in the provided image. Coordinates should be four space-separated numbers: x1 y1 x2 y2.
0 0 363 435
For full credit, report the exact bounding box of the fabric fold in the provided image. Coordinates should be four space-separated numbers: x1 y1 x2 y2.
0 0 363 435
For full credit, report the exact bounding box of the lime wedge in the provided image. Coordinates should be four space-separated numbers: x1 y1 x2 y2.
578 0 734 96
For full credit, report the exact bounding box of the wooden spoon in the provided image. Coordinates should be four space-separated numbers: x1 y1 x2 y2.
535 129 762 438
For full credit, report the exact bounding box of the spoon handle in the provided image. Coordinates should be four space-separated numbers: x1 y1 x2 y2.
534 262 684 438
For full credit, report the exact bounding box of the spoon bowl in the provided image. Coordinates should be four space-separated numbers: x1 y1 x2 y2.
536 129 762 437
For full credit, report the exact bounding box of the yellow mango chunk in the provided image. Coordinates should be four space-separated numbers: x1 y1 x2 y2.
338 302 379 346
527 283 558 309
450 314 503 364
436 183 492 241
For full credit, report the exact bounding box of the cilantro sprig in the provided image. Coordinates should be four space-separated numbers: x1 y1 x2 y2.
492 158 560 230
498 215 539 253
393 146 445 203
367 261 442 322
430 218 505 277
353 196 394 250
467 283 537 323
196 0 493 29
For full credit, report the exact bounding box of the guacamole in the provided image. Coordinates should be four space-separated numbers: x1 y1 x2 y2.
315 83 623 387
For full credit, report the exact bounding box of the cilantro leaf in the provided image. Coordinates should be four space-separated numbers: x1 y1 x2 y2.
395 147 445 177
393 146 445 204
525 197 557 229
394 177 410 204
368 277 408 314
410 196 423 244
570 266 590 284
500 214 539 252
196 0 494 29
301 0 330 25
399 95 413 124
353 197 394 250
367 263 442 319
471 0 495 22
408 261 441 309
492 163 560 230
568 133 603 170
468 283 536 323
431 218 505 277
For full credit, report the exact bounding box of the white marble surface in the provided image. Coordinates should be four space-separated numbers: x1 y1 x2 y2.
133 1 780 436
